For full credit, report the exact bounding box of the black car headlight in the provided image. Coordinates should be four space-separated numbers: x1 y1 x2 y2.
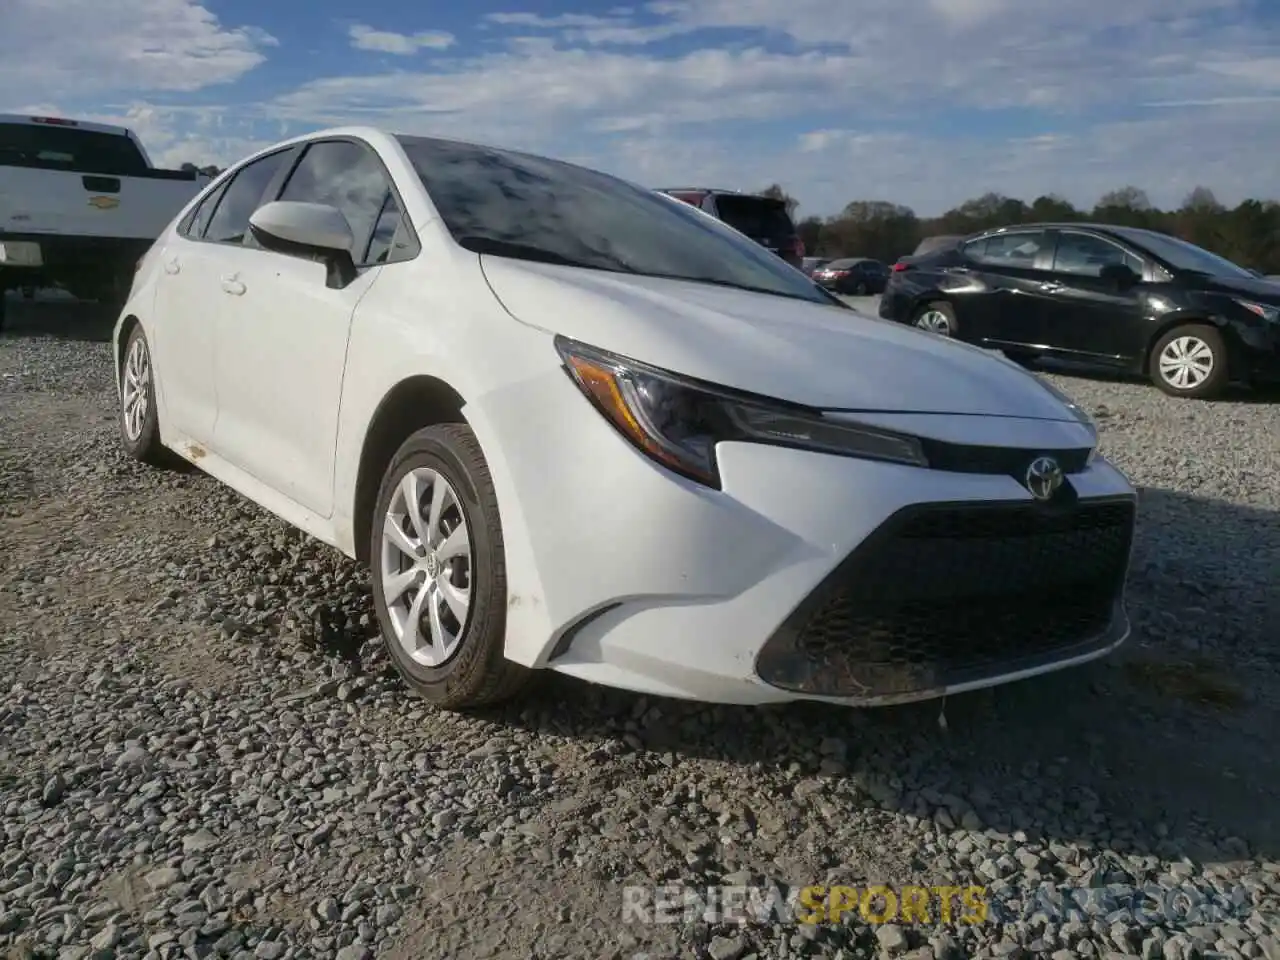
555 336 928 487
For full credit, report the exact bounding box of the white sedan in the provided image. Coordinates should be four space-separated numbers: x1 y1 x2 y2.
114 127 1138 710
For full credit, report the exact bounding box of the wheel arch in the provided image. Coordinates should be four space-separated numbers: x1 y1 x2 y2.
352 375 468 564
115 314 142 374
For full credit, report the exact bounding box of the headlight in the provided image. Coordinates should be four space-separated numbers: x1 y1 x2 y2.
555 336 928 487
1234 298 1280 323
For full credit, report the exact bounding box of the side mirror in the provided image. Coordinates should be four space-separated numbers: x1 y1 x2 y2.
1098 263 1139 289
248 201 358 289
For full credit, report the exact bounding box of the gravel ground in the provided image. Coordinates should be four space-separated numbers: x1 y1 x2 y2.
2 295 1279 960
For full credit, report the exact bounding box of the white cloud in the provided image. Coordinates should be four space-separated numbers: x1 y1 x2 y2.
5 0 1280 216
0 0 273 97
348 24 456 55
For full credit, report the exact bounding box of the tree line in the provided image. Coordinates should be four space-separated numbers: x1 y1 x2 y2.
760 184 1280 275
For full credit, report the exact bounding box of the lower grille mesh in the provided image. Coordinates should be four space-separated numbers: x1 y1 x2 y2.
756 498 1136 699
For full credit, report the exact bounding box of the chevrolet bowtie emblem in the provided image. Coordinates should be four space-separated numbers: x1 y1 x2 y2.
88 195 120 210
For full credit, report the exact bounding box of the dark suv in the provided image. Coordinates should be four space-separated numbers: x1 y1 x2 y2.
879 222 1280 399
658 188 805 269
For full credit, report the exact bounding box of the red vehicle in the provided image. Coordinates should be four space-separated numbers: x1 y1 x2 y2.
657 187 805 269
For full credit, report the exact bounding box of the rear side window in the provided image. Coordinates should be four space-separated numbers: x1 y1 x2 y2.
179 183 226 239
278 140 394 263
0 122 149 176
714 196 795 239
204 151 290 245
965 230 1048 267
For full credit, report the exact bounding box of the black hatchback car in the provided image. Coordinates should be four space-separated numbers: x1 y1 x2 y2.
879 222 1280 398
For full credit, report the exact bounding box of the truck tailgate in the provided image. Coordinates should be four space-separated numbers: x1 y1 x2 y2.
0 167 201 241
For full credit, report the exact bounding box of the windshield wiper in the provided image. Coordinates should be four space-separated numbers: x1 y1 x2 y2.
636 272 828 303
456 236 602 270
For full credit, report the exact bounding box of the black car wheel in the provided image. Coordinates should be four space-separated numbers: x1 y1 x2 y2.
912 301 957 337
1149 324 1228 399
852 280 867 296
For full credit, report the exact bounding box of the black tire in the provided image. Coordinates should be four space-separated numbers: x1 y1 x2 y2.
853 280 867 295
1148 323 1229 399
912 300 958 337
0 293 7 333
370 423 530 710
118 325 169 466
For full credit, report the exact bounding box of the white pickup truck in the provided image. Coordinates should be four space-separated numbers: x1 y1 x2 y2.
0 114 211 328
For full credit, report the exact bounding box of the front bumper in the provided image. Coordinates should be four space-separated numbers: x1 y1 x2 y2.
468 364 1137 706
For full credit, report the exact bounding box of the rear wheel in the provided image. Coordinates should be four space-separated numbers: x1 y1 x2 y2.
370 423 530 710
1149 324 1228 399
912 301 957 337
119 325 168 465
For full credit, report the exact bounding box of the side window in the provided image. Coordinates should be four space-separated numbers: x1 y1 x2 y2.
278 140 391 264
1053 232 1144 277
364 194 402 264
178 183 225 239
204 151 289 245
967 230 1049 267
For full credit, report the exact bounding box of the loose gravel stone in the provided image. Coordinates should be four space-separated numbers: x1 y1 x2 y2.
2 297 1279 959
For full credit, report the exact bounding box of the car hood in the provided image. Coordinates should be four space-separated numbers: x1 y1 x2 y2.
1199 274 1280 302
480 257 1083 421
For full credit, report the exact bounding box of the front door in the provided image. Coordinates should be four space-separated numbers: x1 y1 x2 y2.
209 137 406 519
1037 230 1151 365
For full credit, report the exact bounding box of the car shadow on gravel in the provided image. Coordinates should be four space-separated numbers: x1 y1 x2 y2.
0 296 116 343
492 485 1280 864
1032 359 1280 404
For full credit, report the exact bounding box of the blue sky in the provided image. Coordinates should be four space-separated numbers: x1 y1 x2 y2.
4 0 1280 217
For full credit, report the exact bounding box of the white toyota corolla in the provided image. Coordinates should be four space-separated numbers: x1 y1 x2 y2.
114 127 1138 710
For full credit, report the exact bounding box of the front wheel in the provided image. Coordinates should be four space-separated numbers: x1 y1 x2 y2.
852 280 867 296
370 423 530 710
1149 324 1228 399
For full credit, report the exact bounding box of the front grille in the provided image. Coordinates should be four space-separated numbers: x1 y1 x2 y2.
756 497 1136 700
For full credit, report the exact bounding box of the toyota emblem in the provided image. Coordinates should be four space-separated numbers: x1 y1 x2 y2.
1025 456 1064 501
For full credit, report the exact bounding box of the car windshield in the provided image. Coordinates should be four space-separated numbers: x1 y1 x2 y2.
395 136 830 304
1118 228 1255 280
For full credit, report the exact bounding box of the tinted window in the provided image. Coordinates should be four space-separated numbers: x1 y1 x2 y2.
205 151 289 245
1053 232 1143 277
0 122 149 176
180 183 225 239
279 140 392 262
966 230 1047 267
396 136 829 304
713 195 795 239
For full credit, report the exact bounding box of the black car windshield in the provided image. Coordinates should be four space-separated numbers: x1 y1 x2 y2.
395 136 829 304
1117 228 1256 280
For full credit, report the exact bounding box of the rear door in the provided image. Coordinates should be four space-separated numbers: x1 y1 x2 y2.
149 148 294 445
953 228 1057 347
1037 229 1150 364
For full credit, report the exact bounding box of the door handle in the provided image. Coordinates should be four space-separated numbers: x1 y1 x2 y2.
163 257 180 275
220 274 246 296
1038 281 1064 292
